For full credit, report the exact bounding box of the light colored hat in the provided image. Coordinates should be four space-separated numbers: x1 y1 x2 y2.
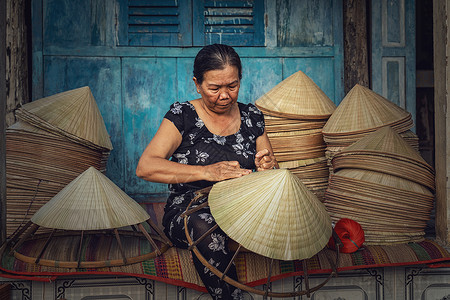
333 126 435 190
208 169 332 260
16 86 113 151
31 167 149 230
322 84 412 135
342 127 427 164
255 71 336 119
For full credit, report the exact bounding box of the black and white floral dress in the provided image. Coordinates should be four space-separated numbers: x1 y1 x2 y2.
162 101 264 300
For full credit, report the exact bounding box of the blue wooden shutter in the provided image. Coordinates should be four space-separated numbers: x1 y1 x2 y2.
371 0 416 126
193 0 265 46
121 0 192 46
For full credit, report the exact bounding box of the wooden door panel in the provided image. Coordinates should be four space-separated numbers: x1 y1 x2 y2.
372 0 415 125
122 57 177 195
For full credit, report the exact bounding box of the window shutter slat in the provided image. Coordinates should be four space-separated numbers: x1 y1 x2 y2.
194 0 265 46
127 0 191 46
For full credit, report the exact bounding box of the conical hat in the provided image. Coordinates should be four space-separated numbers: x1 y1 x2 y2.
16 86 113 150
208 169 332 260
31 167 149 230
255 71 336 119
342 126 429 165
7 121 55 137
322 84 412 134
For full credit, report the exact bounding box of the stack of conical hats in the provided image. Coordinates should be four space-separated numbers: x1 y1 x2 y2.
8 167 170 268
209 169 332 260
324 127 435 244
255 71 336 201
15 86 113 151
322 84 419 168
6 87 112 236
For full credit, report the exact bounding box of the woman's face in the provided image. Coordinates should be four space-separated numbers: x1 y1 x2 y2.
194 64 240 114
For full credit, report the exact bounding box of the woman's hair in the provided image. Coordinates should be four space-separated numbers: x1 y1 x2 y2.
193 44 242 84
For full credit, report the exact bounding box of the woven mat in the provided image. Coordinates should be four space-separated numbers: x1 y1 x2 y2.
1 203 449 293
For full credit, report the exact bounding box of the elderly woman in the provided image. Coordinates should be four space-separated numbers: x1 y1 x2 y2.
136 44 277 299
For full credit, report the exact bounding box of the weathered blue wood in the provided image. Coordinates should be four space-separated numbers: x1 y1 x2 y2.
276 0 333 47
129 16 180 25
239 58 283 104
116 0 128 46
43 0 91 47
32 0 44 100
177 0 192 47
204 0 254 7
176 57 198 101
371 0 416 128
125 0 191 46
122 58 177 195
386 59 402 107
129 25 179 34
386 0 403 44
129 33 183 46
42 57 123 188
128 7 179 15
283 58 336 103
43 45 337 57
193 0 264 46
128 0 177 6
333 0 345 103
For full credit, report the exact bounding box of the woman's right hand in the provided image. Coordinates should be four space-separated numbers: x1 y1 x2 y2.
203 161 252 182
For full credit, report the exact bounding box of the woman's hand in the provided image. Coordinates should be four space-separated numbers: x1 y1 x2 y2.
203 161 252 182
254 149 278 171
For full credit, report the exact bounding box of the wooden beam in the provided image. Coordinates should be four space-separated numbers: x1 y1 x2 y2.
1 0 7 244
433 0 450 246
343 0 370 93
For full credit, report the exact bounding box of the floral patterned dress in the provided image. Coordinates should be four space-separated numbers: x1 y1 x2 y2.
161 101 265 299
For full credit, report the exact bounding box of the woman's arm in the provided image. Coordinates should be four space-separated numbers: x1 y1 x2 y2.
255 130 279 171
136 119 251 183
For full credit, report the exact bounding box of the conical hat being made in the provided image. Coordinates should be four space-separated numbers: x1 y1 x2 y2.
31 167 149 230
255 70 336 119
16 86 113 150
208 169 332 261
322 84 412 135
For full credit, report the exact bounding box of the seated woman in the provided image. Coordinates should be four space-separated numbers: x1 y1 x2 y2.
136 44 278 300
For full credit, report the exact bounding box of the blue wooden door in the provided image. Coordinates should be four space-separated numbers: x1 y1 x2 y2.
32 0 344 199
371 0 416 127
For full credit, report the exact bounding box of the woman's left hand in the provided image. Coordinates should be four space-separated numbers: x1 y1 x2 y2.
254 148 278 171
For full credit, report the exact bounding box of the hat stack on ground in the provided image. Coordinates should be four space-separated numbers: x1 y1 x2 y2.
324 126 435 244
6 86 112 236
322 84 419 172
255 71 336 201
7 167 171 268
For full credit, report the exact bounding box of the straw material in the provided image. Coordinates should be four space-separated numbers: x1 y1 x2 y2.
208 169 332 260
5 121 110 236
332 126 435 190
322 84 412 135
324 167 434 244
255 71 336 119
342 127 427 164
16 86 113 151
31 167 149 230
